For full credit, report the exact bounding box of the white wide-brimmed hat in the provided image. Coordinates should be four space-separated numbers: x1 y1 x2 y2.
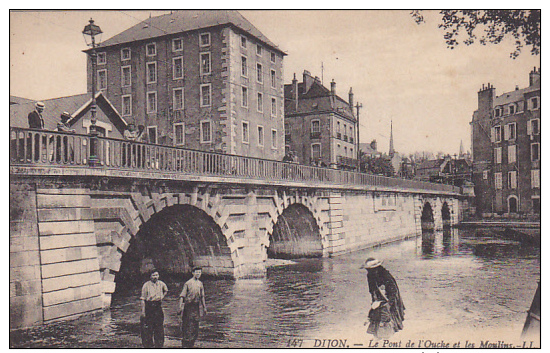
360 257 383 269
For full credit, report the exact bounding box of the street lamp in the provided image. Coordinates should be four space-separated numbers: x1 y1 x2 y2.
82 18 103 166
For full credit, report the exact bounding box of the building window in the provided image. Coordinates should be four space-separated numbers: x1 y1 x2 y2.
256 63 263 83
494 147 502 164
508 104 516 115
256 44 262 56
146 43 156 57
122 95 132 116
270 51 276 63
492 125 502 143
531 169 540 188
172 38 183 52
200 32 211 47
508 171 517 189
482 170 488 180
508 145 517 164
173 88 184 111
258 125 264 146
146 62 157 83
505 122 517 140
200 52 211 75
97 69 107 90
147 126 158 144
271 97 277 117
311 120 320 133
173 122 185 146
173 56 184 79
257 92 263 112
531 143 540 162
147 91 157 113
97 52 106 65
494 107 502 117
201 120 212 143
241 56 248 77
311 143 321 159
121 48 131 61
241 86 248 108
494 172 503 190
271 129 277 149
531 96 540 110
240 35 247 48
528 118 540 136
121 65 131 87
242 121 249 144
270 69 276 88
200 84 211 107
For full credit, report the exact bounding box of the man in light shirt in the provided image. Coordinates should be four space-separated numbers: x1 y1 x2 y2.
178 267 207 348
140 269 168 348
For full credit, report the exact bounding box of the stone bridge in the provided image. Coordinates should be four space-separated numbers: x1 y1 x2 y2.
10 127 465 328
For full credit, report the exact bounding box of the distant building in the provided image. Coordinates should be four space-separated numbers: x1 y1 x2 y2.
284 70 358 168
470 68 540 215
86 10 286 160
415 156 472 186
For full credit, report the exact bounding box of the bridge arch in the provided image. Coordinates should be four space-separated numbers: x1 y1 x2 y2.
268 203 322 259
421 201 435 231
441 202 451 227
266 190 329 258
116 204 233 292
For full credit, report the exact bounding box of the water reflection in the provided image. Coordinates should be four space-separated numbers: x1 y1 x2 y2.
419 227 461 258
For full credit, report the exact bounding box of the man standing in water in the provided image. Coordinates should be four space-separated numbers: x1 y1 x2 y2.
178 267 207 348
140 269 168 348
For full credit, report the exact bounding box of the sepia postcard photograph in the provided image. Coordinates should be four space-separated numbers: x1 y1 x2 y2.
9 8 541 349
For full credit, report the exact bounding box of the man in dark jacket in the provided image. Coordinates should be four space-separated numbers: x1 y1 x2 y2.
28 102 45 129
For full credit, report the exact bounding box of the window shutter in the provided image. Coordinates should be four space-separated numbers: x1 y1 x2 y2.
527 120 533 135
504 126 510 140
491 127 495 142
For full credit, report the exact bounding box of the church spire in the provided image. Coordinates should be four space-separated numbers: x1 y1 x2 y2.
459 140 465 157
389 120 395 158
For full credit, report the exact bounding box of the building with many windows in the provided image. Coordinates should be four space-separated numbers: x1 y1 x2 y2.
284 70 358 168
86 10 286 160
470 68 540 215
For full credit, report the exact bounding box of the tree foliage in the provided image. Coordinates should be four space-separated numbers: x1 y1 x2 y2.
411 10 540 59
361 155 395 177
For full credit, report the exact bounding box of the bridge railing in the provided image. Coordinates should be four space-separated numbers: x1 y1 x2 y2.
10 127 460 193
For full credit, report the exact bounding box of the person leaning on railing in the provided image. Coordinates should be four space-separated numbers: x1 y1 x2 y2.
27 102 45 161
55 112 75 163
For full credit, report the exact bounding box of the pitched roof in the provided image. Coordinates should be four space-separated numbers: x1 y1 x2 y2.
494 85 539 106
98 10 285 55
284 80 355 121
9 92 127 131
10 95 34 105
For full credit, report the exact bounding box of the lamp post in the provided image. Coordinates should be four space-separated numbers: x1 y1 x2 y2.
82 18 103 166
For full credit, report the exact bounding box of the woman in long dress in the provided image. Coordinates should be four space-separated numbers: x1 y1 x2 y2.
361 258 405 338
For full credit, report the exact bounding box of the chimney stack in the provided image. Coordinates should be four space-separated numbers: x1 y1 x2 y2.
330 79 336 96
348 87 354 109
292 73 298 111
529 67 540 87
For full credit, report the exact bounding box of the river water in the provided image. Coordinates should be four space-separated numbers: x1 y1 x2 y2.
11 228 540 348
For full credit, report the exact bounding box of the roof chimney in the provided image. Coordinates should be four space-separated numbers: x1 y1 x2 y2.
348 87 354 109
303 70 315 93
292 73 299 111
330 79 336 96
529 67 540 87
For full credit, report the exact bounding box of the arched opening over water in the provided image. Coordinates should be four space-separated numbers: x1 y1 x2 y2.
115 204 233 294
268 203 322 259
441 202 451 227
421 202 435 231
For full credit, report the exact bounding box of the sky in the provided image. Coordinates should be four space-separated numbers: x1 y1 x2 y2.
9 9 541 156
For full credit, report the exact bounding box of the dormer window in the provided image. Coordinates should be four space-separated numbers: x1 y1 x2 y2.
509 104 516 115
531 96 540 110
494 107 502 117
240 35 247 48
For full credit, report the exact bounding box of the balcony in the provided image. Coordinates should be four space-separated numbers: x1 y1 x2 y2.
310 131 321 140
